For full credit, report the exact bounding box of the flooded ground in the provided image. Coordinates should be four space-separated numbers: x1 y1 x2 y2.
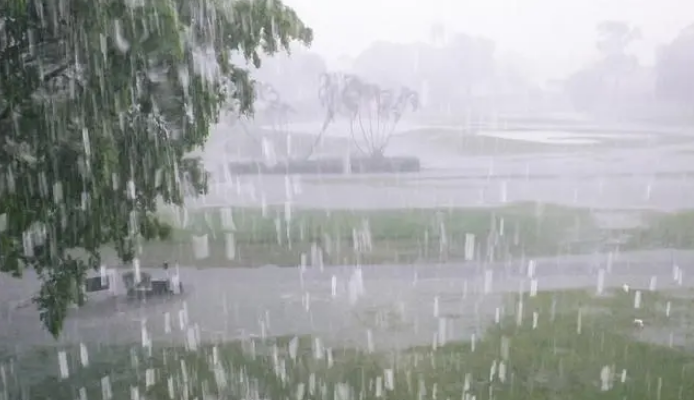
194 119 694 210
2 249 693 354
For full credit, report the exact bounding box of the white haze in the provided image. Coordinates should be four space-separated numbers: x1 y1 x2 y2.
287 0 693 81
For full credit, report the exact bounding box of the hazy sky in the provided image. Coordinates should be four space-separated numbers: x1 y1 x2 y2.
285 0 693 81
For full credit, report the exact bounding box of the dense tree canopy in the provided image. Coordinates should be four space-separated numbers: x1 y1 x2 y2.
656 24 694 106
0 0 311 336
565 21 642 114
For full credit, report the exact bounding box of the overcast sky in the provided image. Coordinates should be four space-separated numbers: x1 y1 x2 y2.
284 0 693 81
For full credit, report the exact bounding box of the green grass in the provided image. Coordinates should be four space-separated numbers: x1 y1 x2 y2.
7 288 694 400
626 210 694 250
107 202 598 267
91 204 694 268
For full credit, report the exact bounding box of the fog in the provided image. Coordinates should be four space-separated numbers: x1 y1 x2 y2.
287 0 693 80
3 1 694 399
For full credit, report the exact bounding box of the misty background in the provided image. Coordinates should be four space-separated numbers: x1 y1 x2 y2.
237 0 694 125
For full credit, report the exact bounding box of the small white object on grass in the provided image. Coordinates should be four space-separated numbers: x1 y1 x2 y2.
633 319 644 328
622 284 630 293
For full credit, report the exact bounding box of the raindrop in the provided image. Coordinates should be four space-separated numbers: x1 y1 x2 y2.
599 365 612 391
597 269 605 294
672 264 681 281
516 300 524 326
166 376 175 399
483 269 493 294
164 312 171 333
331 275 337 298
101 376 113 399
310 242 323 269
140 320 150 348
464 233 475 260
532 311 539 329
313 337 324 360
366 329 374 353
220 208 236 230
296 383 306 400
53 182 63 204
500 336 510 360
192 234 210 259
530 279 538 297
302 292 311 311
58 350 69 379
499 361 507 383
178 308 187 330
384 369 394 391
79 343 89 367
649 276 657 291
126 180 136 200
145 368 155 388
288 336 299 360
607 252 614 273
634 290 642 309
113 20 130 53
437 318 447 345
225 233 236 260
527 259 536 277
656 377 663 400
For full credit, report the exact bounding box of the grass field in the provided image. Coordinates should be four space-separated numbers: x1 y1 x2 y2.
98 202 600 268
90 203 694 268
8 288 694 400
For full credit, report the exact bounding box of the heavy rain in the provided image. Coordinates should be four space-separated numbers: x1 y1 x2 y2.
1 0 694 399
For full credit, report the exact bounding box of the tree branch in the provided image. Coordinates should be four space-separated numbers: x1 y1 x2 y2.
0 63 71 122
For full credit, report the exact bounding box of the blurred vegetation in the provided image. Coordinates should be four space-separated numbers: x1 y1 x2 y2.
133 202 599 267
626 210 694 249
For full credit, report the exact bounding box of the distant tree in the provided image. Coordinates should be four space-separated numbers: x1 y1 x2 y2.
655 24 694 107
352 34 496 116
566 21 641 113
0 0 311 337
314 73 418 157
596 21 641 100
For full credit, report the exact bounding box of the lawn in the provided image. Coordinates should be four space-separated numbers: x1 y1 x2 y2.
102 202 599 268
8 288 694 399
90 203 694 268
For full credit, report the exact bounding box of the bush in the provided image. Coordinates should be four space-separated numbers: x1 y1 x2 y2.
227 156 421 175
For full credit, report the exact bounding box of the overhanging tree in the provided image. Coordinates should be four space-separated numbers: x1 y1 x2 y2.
0 0 311 336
